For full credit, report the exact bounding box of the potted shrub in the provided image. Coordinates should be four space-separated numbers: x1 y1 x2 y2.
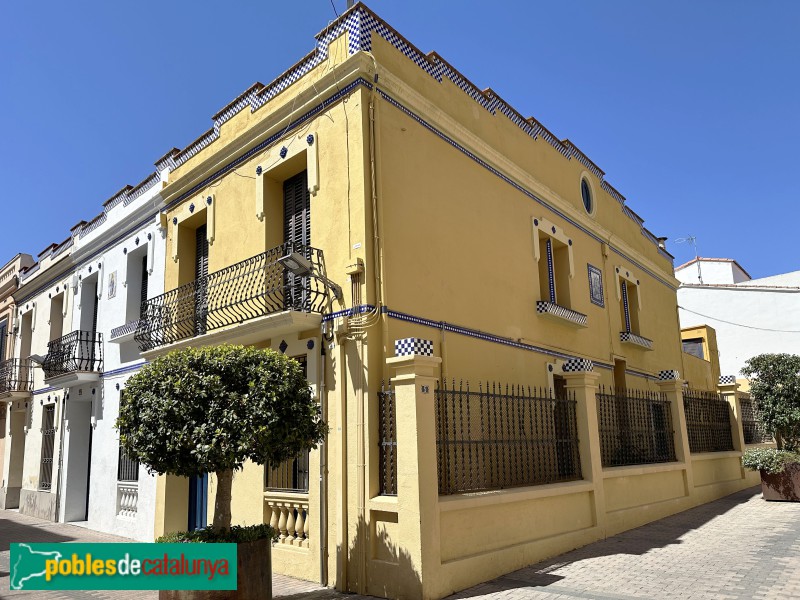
117 345 327 598
740 353 800 501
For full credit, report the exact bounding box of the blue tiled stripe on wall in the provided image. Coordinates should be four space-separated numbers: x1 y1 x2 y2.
165 78 372 212
327 303 664 380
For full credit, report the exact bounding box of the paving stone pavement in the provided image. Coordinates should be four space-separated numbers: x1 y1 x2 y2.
2 487 799 599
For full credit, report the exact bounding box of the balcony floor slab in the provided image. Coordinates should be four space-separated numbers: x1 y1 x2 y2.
141 310 323 359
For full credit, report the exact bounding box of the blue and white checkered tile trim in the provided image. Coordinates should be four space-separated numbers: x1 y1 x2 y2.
620 332 654 350
600 180 626 206
394 338 433 357
376 88 676 292
165 78 368 212
79 212 108 239
719 375 737 385
50 238 74 260
151 5 668 262
123 172 160 207
535 301 588 327
657 370 681 381
562 358 593 373
212 83 265 132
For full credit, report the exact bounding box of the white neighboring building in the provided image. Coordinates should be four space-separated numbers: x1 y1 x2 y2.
65 174 168 541
10 167 167 541
676 257 800 381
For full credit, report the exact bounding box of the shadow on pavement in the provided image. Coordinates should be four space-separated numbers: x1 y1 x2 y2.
0 518 79 552
448 487 761 598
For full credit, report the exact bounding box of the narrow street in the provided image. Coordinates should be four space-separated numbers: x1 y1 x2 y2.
2 487 799 599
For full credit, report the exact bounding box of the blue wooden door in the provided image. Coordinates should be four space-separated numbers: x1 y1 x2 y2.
188 473 208 531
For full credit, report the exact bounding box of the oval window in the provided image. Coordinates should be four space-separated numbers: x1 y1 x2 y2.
581 179 593 214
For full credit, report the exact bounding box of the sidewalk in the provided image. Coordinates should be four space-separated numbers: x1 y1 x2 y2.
2 487 799 599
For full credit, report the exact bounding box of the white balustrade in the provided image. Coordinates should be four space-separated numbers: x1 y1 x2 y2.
117 483 139 518
264 493 310 548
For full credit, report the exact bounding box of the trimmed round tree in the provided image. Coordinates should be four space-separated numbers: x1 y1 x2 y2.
741 353 800 451
116 344 326 531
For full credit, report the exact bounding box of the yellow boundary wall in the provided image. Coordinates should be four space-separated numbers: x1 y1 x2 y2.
369 356 767 600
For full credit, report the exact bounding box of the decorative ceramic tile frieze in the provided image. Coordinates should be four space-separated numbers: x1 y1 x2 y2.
394 338 433 357
657 370 681 381
562 358 593 373
536 301 588 327
620 331 654 350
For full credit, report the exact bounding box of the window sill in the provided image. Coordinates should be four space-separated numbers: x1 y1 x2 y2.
620 331 654 350
536 301 588 328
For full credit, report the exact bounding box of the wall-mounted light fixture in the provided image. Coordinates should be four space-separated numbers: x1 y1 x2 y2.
278 251 343 301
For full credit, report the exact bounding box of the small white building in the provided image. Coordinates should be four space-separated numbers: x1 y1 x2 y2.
7 167 168 541
676 257 800 381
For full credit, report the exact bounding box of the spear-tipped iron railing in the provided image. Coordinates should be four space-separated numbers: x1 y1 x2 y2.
435 380 582 495
596 386 676 467
684 389 734 453
135 243 330 351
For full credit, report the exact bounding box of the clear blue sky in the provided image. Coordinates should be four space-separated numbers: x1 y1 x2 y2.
1 1 797 279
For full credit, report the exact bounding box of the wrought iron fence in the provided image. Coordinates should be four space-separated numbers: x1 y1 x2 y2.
596 387 676 467
436 380 581 495
265 451 310 493
117 446 140 482
683 389 734 453
0 358 33 394
39 405 56 491
739 393 771 445
42 330 103 379
378 382 397 496
136 243 330 351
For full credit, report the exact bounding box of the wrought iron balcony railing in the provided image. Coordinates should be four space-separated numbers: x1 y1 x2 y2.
42 330 104 380
135 243 330 351
0 358 34 395
110 319 141 341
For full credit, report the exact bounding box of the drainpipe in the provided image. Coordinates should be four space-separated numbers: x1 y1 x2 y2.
356 336 366 595
319 341 328 586
338 339 348 589
54 392 67 522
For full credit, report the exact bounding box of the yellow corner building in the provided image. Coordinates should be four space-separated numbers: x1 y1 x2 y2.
133 5 765 598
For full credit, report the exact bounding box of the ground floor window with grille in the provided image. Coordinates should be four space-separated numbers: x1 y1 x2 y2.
265 451 310 493
39 405 56 491
117 445 140 482
436 380 582 495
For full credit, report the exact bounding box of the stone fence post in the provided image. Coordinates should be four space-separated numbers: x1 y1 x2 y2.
657 370 694 490
718 375 745 452
562 359 604 530
387 338 442 599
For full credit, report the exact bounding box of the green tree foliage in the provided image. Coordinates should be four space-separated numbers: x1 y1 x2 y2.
741 353 800 451
116 345 326 530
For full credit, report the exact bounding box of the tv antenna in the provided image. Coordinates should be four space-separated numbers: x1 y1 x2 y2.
674 235 703 284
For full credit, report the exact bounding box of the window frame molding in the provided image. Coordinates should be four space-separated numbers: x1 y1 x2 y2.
170 194 215 263
255 130 319 222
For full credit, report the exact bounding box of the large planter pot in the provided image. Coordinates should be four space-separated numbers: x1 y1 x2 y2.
159 539 272 600
760 463 800 501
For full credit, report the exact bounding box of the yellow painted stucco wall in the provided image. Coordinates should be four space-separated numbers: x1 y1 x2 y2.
147 10 761 600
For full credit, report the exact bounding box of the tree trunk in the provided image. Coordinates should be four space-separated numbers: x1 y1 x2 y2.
213 469 233 532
